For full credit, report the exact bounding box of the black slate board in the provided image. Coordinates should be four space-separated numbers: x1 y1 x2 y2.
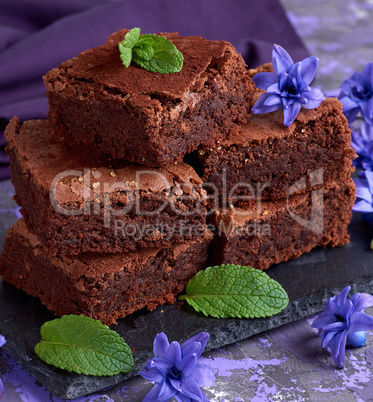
1 205 373 399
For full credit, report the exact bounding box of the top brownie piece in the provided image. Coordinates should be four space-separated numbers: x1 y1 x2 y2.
44 29 255 167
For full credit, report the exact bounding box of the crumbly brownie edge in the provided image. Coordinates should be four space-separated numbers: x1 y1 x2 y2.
208 180 356 270
0 220 212 325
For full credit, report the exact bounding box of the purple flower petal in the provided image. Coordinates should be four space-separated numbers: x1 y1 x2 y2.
328 330 348 368
333 286 351 307
354 176 372 193
266 82 281 95
299 56 319 85
352 199 373 213
154 332 169 359
348 312 373 333
172 376 203 401
362 62 373 84
264 94 282 107
251 93 283 115
312 313 338 329
139 364 166 383
181 342 202 359
158 378 178 400
355 184 373 203
0 336 6 348
283 102 301 126
340 300 353 324
272 44 293 76
142 382 166 402
0 379 4 399
174 391 192 402
320 329 339 348
342 107 360 124
350 121 373 170
322 321 346 333
352 293 373 312
360 120 373 142
339 96 359 113
166 341 182 364
301 87 325 109
191 364 215 388
365 170 373 190
360 96 373 125
252 72 278 90
181 332 209 359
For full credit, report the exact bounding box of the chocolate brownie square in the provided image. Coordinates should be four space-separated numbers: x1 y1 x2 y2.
208 179 355 270
5 117 209 255
0 219 212 325
190 98 355 207
44 29 255 168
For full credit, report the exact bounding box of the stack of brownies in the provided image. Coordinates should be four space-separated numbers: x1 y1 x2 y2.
0 29 356 325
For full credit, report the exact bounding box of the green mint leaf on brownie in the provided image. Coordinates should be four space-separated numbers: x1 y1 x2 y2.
133 45 154 62
119 47 132 68
120 27 140 49
118 28 183 73
134 35 154 50
133 34 183 74
118 27 141 67
34 315 134 376
179 264 289 319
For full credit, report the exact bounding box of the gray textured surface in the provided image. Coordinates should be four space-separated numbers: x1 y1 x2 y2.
2 0 373 401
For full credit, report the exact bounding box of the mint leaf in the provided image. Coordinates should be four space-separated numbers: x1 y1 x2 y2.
34 315 134 376
133 45 154 62
118 28 183 73
118 27 141 68
135 35 154 49
119 47 132 68
120 27 140 49
179 264 289 319
133 34 183 74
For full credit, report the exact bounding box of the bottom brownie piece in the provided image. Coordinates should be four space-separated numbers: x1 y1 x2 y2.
208 179 355 270
0 219 212 325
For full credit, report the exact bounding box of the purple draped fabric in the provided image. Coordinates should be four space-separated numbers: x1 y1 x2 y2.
0 0 309 180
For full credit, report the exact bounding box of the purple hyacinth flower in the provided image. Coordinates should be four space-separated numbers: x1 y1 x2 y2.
352 169 373 214
351 121 373 170
139 332 215 402
339 63 373 125
251 44 325 127
0 335 6 398
312 286 373 368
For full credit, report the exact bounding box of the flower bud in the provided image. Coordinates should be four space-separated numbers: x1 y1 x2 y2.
347 331 366 347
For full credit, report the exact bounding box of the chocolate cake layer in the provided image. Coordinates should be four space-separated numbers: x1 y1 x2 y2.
5 118 209 255
208 179 355 270
44 29 254 168
0 219 213 325
190 98 355 207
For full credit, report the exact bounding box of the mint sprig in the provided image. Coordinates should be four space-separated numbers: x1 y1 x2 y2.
118 27 183 74
179 264 289 319
34 315 134 376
